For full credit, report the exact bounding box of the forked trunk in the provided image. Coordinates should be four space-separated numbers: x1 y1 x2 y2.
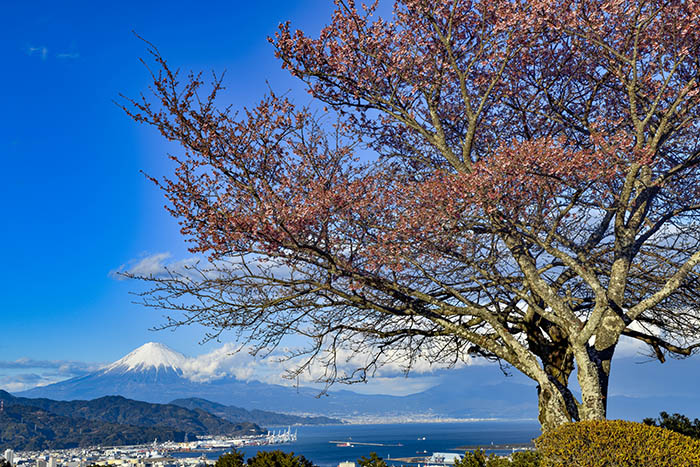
536 345 614 431
536 380 576 432
533 332 580 431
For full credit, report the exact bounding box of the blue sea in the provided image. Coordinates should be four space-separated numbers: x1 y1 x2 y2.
175 421 541 467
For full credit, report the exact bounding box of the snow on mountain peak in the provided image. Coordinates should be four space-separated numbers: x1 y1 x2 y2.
104 342 188 373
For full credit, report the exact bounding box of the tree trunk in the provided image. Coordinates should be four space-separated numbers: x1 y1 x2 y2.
531 325 580 431
575 344 613 421
537 380 574 432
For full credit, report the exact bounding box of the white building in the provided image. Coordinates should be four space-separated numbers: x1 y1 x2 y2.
48 458 57 467
36 460 47 467
427 453 463 465
4 450 14 466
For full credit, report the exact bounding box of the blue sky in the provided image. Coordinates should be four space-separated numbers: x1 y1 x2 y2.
0 0 334 365
1 0 699 412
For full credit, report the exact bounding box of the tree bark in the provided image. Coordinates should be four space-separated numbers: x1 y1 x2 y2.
529 320 580 429
575 344 613 421
537 380 575 432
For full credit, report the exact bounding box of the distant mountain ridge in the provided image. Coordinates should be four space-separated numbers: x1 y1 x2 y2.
10 341 700 422
15 342 540 419
0 390 262 451
169 398 342 426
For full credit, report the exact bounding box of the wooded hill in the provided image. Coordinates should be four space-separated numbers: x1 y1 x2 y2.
0 390 262 451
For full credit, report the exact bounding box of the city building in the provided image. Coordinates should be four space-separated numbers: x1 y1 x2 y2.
427 453 463 465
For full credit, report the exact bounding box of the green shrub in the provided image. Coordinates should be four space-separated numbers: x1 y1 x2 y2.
357 452 388 467
643 411 700 439
245 450 314 467
216 450 314 467
535 419 700 466
454 449 489 467
454 449 538 467
215 451 245 467
509 450 540 467
481 456 512 467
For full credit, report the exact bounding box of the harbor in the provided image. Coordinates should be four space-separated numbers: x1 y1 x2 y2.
173 427 298 451
4 421 541 467
329 441 404 448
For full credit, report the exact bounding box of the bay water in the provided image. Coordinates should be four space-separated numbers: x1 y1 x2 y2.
177 421 541 467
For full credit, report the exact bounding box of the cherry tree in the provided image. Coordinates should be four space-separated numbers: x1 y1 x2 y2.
123 0 700 430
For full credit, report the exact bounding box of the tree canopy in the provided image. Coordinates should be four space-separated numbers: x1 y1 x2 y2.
215 450 315 467
643 411 700 439
123 0 700 431
215 451 245 467
357 452 388 467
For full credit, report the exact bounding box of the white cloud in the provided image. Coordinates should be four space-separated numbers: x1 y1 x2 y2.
110 252 172 279
613 320 700 360
109 252 202 280
26 45 48 60
174 343 453 396
614 335 649 359
175 328 678 396
24 45 80 61
0 374 45 393
176 341 475 395
110 252 291 284
0 358 100 372
172 347 272 383
0 359 103 393
338 376 442 396
0 345 449 397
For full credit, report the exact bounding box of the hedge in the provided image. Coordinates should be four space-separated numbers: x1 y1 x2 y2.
535 419 700 466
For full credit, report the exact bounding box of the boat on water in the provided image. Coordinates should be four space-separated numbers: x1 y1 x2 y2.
336 442 354 448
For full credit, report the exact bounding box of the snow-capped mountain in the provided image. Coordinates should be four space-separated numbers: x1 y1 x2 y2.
11 341 700 421
16 342 195 399
97 342 190 384
14 342 342 413
15 342 538 419
103 342 188 374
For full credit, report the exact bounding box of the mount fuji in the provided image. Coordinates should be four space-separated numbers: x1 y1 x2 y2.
105 342 188 374
16 343 320 410
15 342 540 419
97 342 191 384
13 342 700 421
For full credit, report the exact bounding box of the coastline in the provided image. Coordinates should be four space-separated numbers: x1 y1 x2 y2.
305 416 539 425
